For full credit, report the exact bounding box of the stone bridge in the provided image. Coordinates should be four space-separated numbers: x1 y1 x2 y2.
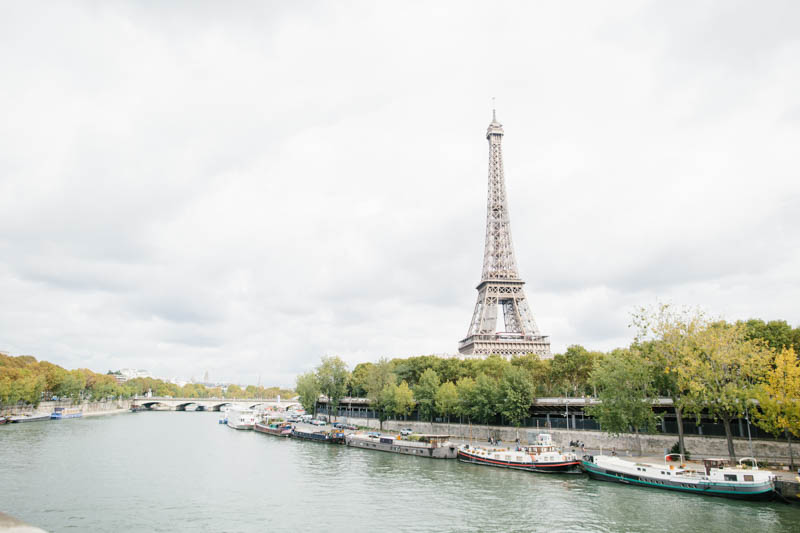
131 397 300 412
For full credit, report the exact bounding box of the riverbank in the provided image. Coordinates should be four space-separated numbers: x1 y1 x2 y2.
1 399 132 418
336 417 799 468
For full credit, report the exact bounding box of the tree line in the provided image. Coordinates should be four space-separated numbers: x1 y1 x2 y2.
296 310 800 466
0 353 293 407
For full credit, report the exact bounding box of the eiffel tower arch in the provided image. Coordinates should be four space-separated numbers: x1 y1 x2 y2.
458 111 552 359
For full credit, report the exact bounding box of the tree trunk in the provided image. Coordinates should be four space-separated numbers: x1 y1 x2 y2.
721 417 736 464
634 426 642 457
675 405 686 458
787 429 795 471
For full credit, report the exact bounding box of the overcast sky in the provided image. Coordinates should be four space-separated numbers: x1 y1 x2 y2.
1 1 798 386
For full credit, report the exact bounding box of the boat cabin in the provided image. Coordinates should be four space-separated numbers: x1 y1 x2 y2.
414 435 452 446
703 458 727 476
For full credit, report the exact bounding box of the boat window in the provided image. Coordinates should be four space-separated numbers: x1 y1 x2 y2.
724 474 737 481
744 475 754 482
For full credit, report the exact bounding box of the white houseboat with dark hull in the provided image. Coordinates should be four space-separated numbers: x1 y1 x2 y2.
346 433 457 459
581 455 777 501
457 433 581 473
226 408 256 430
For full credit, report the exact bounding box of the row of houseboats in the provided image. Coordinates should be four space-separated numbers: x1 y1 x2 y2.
0 407 83 424
220 407 779 502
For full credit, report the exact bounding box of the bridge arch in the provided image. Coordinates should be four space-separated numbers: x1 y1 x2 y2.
211 402 231 412
141 401 163 409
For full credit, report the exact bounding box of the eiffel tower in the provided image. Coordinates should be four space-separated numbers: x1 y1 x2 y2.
458 110 551 358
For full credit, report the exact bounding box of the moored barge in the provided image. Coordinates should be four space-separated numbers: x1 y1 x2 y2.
581 455 777 501
255 420 293 437
346 432 457 459
457 433 581 473
51 407 82 419
8 413 51 423
291 428 345 444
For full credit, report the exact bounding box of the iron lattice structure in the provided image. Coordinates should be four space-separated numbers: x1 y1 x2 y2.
458 111 551 359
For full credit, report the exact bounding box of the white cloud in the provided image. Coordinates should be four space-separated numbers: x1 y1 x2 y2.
1 1 799 386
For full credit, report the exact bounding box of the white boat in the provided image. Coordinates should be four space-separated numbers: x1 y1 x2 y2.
458 433 581 473
581 454 777 501
225 408 255 430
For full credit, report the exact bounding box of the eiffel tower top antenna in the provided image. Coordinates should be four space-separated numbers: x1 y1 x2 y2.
491 97 496 123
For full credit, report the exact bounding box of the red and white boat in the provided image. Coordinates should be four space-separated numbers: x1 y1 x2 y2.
457 433 581 473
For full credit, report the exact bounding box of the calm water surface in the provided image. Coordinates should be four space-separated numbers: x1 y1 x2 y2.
1 412 798 532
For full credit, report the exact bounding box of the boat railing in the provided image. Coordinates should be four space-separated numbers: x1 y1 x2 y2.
738 457 759 470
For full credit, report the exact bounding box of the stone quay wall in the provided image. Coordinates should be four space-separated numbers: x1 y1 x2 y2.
335 416 798 467
1 398 132 417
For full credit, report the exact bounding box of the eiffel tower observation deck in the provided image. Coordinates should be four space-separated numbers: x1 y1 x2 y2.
458 111 552 359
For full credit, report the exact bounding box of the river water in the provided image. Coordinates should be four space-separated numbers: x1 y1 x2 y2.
1 412 798 532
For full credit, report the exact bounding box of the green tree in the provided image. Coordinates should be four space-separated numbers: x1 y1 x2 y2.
753 347 800 470
472 373 500 438
437 358 470 384
679 322 771 463
315 356 350 421
510 354 552 395
500 366 535 439
365 358 397 430
295 371 320 415
415 368 440 427
392 381 415 420
349 362 373 397
550 345 596 397
435 381 459 432
475 355 510 380
89 374 118 401
378 383 398 426
632 303 706 458
741 319 797 353
588 348 659 456
455 376 476 423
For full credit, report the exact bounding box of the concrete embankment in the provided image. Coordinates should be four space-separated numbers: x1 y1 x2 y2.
1 398 132 418
337 417 800 467
776 478 800 504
